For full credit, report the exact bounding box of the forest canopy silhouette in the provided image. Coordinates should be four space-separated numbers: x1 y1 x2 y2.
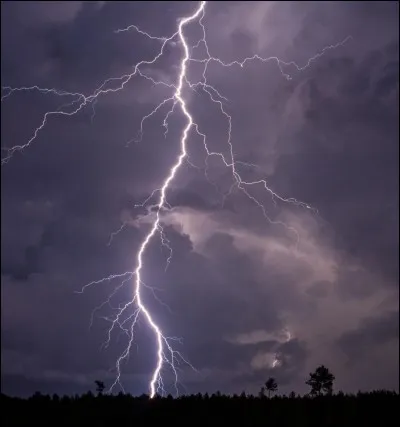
2 365 398 426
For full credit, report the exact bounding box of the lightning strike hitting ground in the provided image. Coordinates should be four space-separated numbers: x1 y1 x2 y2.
1 1 351 397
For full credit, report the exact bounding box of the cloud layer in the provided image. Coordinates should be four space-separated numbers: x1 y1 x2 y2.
1 1 398 397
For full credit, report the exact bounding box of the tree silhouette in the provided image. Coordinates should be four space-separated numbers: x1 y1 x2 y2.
265 377 278 398
94 380 105 396
1 388 399 426
306 365 335 396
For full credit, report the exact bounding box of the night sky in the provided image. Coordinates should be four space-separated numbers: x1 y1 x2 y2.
1 1 398 398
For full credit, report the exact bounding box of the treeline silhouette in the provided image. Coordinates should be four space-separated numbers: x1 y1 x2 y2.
2 389 399 426
2 366 398 426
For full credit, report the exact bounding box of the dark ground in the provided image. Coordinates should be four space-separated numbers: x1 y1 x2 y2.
1 390 398 426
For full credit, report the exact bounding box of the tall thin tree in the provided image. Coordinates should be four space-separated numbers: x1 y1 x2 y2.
265 377 278 398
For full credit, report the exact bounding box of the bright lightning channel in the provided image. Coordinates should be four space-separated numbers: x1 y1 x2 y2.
1 1 351 398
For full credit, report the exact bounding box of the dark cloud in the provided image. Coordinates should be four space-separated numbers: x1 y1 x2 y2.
1 1 398 397
337 311 399 365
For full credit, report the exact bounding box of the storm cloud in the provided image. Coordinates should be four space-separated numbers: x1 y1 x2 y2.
1 1 398 397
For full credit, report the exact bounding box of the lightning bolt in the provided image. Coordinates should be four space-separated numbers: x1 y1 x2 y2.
1 1 351 398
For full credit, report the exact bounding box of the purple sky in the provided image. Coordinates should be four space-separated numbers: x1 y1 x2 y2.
1 1 398 397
